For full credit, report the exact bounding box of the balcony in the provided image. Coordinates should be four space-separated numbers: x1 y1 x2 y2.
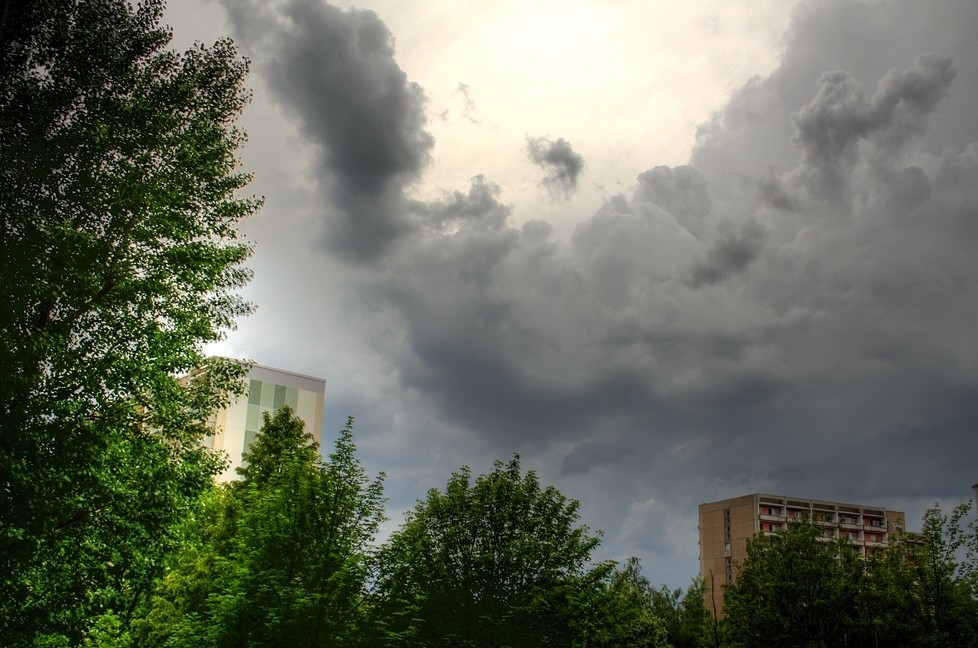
839 530 862 542
785 508 808 521
864 533 886 546
758 505 783 518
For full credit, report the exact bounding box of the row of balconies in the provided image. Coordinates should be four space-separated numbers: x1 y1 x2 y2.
757 519 887 544
758 504 886 529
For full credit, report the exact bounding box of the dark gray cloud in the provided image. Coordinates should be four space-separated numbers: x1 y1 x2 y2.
789 55 955 201
219 0 433 262
220 0 978 586
526 136 585 197
409 175 510 232
353 0 978 511
688 220 764 288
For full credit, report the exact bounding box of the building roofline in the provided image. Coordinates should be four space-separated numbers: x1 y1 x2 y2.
247 362 325 385
701 492 900 512
201 356 325 385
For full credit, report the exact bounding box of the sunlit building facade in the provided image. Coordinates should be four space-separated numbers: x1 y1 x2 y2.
698 493 906 617
202 363 326 482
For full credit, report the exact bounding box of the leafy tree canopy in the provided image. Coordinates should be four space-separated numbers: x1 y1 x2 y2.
721 504 978 648
862 501 978 648
374 456 611 647
0 0 258 643
722 518 864 648
134 411 386 648
237 403 320 485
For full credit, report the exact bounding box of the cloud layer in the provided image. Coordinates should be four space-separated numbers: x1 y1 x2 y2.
221 0 433 262
218 0 978 584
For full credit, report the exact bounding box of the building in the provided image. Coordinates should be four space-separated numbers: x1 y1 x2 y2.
202 362 326 482
698 493 906 617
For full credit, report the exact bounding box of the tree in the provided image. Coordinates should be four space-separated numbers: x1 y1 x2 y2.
373 456 612 647
127 486 244 648
133 410 386 648
648 577 712 648
576 557 711 648
580 557 669 648
236 403 321 485
721 519 864 648
860 501 978 648
0 0 258 643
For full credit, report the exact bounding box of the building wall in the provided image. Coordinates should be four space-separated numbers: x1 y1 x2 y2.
698 494 755 617
206 363 326 482
698 493 905 617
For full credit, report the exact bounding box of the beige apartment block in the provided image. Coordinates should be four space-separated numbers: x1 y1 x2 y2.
201 363 326 482
698 493 906 617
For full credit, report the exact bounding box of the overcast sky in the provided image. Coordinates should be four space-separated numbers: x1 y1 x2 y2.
165 0 978 588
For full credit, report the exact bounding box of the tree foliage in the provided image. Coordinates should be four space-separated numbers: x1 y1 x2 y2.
721 505 978 648
579 557 712 648
722 519 864 648
374 456 612 647
648 576 712 648
580 557 670 648
859 501 978 648
0 0 258 643
134 410 386 647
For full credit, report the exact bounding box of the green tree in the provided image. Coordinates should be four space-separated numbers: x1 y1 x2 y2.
0 0 258 643
129 486 243 648
134 410 386 648
578 557 711 648
859 501 978 648
374 456 612 647
236 403 321 485
721 519 864 648
648 577 712 648
580 557 669 648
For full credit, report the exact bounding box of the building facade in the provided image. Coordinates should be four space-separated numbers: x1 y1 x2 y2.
202 363 326 482
698 493 906 617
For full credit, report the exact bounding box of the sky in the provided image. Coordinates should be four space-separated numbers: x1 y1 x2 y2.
164 0 978 588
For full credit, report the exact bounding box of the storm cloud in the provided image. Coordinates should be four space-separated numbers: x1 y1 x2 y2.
356 0 978 504
220 0 433 262
211 0 978 585
526 136 585 197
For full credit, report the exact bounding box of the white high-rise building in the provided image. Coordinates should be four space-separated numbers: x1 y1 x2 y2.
202 363 326 482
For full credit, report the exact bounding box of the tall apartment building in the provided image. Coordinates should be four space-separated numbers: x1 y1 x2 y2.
699 493 906 617
202 362 326 482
